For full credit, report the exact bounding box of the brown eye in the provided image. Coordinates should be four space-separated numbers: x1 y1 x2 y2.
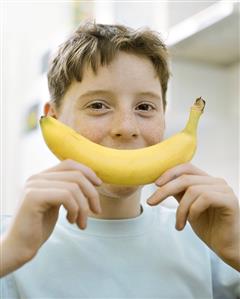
137 103 155 111
88 102 109 110
91 103 104 109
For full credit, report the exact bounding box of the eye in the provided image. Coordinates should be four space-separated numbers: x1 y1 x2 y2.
87 101 109 110
136 103 155 111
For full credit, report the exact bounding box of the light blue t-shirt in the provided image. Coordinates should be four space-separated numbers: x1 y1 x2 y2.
1 204 240 298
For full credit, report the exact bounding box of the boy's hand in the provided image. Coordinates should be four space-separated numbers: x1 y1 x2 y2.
4 159 102 265
147 163 240 271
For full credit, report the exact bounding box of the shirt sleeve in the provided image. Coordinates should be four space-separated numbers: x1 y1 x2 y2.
0 215 20 299
211 250 240 299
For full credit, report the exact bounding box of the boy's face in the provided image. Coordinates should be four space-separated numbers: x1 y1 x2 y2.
46 51 165 198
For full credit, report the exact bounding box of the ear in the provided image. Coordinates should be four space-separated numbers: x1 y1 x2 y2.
43 101 59 119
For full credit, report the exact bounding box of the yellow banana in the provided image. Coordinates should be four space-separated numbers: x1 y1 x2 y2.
40 97 205 185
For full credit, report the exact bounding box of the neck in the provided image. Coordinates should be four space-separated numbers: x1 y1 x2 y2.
88 186 142 220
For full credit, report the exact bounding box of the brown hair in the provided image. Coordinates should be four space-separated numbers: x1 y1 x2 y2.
47 21 170 111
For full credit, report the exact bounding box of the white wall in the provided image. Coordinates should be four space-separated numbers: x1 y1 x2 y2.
168 1 218 27
113 1 168 33
2 3 72 214
166 59 239 195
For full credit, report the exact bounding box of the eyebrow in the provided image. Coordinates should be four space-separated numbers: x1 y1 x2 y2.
77 89 162 102
77 90 114 101
136 91 162 100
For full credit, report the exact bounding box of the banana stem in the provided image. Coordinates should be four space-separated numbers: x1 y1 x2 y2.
183 97 205 135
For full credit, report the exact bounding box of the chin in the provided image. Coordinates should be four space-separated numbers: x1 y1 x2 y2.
97 183 143 199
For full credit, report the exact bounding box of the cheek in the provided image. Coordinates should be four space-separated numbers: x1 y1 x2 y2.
74 117 109 143
141 120 165 145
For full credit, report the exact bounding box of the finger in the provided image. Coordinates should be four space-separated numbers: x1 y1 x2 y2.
76 209 88 230
39 159 102 186
155 163 208 187
187 191 231 223
175 185 230 230
27 180 90 228
147 175 224 205
75 194 89 230
35 171 102 214
27 188 79 224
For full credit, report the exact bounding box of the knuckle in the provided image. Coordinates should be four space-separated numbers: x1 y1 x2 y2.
72 201 79 211
25 178 42 189
69 182 80 193
77 172 88 184
23 188 39 206
71 171 85 184
200 192 210 201
24 187 34 200
75 170 84 177
63 191 77 208
179 174 189 184
186 185 196 197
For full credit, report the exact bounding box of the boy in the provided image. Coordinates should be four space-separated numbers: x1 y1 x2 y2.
1 22 239 298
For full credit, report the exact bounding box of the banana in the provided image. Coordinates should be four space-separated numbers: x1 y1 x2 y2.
40 97 205 185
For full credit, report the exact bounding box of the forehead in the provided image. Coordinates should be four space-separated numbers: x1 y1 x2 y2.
78 51 162 94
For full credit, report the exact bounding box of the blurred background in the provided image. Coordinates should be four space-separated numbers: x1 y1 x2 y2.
1 0 239 214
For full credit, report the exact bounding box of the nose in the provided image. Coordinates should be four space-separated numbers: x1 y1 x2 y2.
110 110 140 140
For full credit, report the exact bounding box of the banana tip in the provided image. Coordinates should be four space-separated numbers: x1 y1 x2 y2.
193 97 205 112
